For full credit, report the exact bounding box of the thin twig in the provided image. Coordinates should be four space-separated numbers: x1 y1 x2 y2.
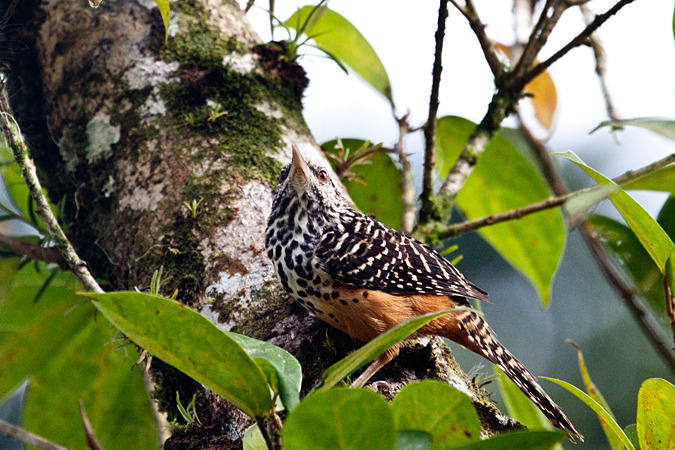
0 233 68 268
419 0 449 225
525 0 637 84
580 3 621 122
448 0 502 76
581 223 675 371
519 118 675 372
79 400 105 450
394 113 416 234
0 83 103 294
0 418 71 450
512 0 569 82
434 152 675 239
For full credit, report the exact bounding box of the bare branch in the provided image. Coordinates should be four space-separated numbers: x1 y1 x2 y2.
449 0 502 76
0 418 71 450
512 0 565 81
0 83 103 294
580 3 621 122
434 152 675 239
419 0 449 224
394 113 417 234
0 233 68 268
525 0 637 84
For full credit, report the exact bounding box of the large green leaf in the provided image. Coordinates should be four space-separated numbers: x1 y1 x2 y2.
637 378 675 450
391 380 481 449
556 151 675 273
323 138 403 229
285 6 392 101
318 309 470 392
542 377 634 450
227 332 302 412
0 259 157 449
437 116 565 306
84 291 272 418
452 430 567 450
283 388 396 450
593 118 675 141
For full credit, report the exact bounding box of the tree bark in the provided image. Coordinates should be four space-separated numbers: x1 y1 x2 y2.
1 0 514 446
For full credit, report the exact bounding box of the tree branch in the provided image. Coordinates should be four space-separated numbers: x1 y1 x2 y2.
394 113 417 234
0 418 71 450
419 0 449 225
525 0 637 84
580 3 621 122
433 152 675 240
0 233 68 268
0 82 103 294
448 0 502 77
511 0 567 81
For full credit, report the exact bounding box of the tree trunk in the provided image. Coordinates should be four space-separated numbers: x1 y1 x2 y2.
1 0 513 446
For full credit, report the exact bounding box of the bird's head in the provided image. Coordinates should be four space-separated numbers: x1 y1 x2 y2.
272 144 345 215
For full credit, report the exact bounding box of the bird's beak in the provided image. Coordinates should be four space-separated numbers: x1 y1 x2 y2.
289 144 312 184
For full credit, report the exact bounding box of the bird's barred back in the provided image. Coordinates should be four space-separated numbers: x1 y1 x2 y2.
315 214 490 302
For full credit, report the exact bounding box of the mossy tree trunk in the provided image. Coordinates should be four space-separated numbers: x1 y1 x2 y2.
1 0 512 447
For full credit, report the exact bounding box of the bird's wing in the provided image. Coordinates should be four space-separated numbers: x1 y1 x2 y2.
315 222 490 302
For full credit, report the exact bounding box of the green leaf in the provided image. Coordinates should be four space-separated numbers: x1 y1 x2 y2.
452 430 567 450
395 431 432 450
243 424 268 450
155 0 170 41
624 425 641 450
585 215 668 331
84 291 272 418
593 118 675 141
283 388 396 450
318 309 472 392
323 138 403 229
285 6 392 101
571 344 623 450
622 165 675 194
637 378 675 450
496 367 556 435
657 195 675 240
391 380 481 449
0 259 157 449
542 377 634 450
437 116 565 306
555 151 675 273
228 332 302 412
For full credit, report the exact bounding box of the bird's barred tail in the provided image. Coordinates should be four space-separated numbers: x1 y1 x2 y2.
449 312 583 442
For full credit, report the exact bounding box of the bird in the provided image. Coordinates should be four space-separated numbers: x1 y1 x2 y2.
265 144 583 441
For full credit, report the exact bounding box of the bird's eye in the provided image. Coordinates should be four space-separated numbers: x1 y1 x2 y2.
279 168 289 183
318 170 329 182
